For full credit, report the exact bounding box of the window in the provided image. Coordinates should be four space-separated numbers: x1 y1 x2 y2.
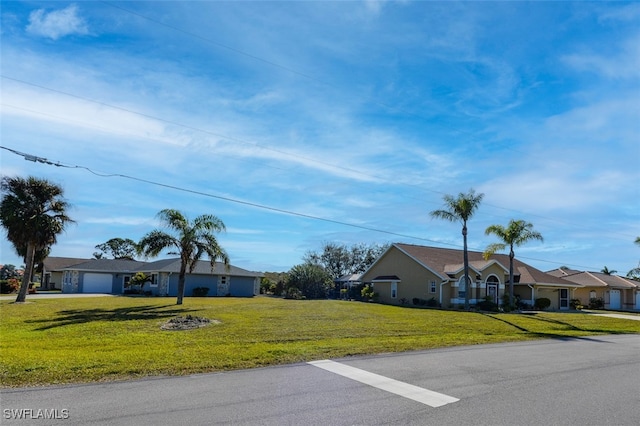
391 282 397 298
589 290 596 299
458 276 468 298
430 281 436 293
150 274 158 287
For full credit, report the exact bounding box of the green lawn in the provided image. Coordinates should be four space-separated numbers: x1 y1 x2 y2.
1 296 638 387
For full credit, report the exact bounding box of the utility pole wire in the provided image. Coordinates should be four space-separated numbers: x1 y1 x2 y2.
1 145 607 271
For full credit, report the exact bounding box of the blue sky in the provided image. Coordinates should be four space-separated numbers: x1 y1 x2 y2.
1 1 639 274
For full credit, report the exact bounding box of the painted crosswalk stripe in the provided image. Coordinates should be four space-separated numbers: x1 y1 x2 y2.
308 359 459 408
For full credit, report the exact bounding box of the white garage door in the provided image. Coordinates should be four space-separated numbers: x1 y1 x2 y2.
83 273 113 293
609 290 621 310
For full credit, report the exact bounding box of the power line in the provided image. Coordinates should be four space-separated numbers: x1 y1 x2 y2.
2 74 636 242
1 145 618 271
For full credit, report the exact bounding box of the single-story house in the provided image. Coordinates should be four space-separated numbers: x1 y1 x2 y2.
41 257 93 290
360 243 579 310
547 268 640 311
137 258 262 297
51 257 262 297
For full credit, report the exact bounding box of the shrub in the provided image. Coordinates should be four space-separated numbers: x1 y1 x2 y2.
534 297 551 310
0 279 20 294
569 298 583 310
477 296 499 312
285 287 304 300
425 297 438 307
588 297 604 309
361 285 375 301
192 287 210 297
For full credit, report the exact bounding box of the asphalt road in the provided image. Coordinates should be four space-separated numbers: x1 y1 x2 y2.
1 335 639 425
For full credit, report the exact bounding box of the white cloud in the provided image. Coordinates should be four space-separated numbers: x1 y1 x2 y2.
26 4 89 40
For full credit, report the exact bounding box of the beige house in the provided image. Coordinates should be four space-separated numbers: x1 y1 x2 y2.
360 243 578 310
547 268 640 311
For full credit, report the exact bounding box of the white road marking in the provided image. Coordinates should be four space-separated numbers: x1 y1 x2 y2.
308 359 459 408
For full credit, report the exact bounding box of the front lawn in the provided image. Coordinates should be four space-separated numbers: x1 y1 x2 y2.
1 296 638 387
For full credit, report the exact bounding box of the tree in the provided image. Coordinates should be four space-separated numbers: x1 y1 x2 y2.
627 267 640 282
94 237 139 260
138 209 229 305
0 176 73 303
430 188 484 310
286 263 333 299
483 219 543 307
600 266 617 276
0 264 20 280
303 242 389 279
635 237 640 246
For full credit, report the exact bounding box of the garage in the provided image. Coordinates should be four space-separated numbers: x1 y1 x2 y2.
609 289 621 310
83 273 113 293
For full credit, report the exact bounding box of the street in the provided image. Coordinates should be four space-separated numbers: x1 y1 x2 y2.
2 335 639 425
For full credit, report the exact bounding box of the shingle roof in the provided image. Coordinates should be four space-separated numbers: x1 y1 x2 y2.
137 258 262 277
394 243 570 286
48 257 262 278
559 271 638 289
61 258 146 273
42 257 93 271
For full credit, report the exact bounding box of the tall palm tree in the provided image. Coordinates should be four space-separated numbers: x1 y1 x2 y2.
0 176 73 303
483 219 543 307
138 209 229 305
635 237 640 246
430 189 484 310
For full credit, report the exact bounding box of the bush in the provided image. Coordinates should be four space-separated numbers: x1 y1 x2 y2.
192 287 210 297
284 287 304 300
534 297 551 310
477 296 499 312
569 299 583 310
588 297 604 309
412 297 438 307
0 279 20 294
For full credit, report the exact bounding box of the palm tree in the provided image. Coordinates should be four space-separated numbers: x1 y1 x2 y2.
430 189 484 310
0 176 73 303
483 219 543 307
138 209 229 305
635 237 640 246
600 266 617 276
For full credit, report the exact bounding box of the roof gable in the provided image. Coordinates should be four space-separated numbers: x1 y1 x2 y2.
393 243 568 285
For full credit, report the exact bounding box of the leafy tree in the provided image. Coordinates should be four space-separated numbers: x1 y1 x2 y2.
303 242 389 279
430 188 484 310
286 263 333 299
0 176 73 303
483 219 543 307
138 209 228 305
94 237 139 260
0 264 20 280
600 266 617 276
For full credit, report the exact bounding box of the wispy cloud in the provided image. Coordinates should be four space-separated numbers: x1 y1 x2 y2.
26 4 89 40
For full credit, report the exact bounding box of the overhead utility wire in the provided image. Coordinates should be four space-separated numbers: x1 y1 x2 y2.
3 74 635 241
0 145 608 271
0 145 443 246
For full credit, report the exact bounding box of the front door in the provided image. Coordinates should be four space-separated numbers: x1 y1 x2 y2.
559 289 569 310
487 284 498 304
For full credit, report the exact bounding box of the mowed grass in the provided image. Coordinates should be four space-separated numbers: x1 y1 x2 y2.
1 296 639 387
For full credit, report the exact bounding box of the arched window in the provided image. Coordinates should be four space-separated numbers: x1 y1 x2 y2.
457 276 470 298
